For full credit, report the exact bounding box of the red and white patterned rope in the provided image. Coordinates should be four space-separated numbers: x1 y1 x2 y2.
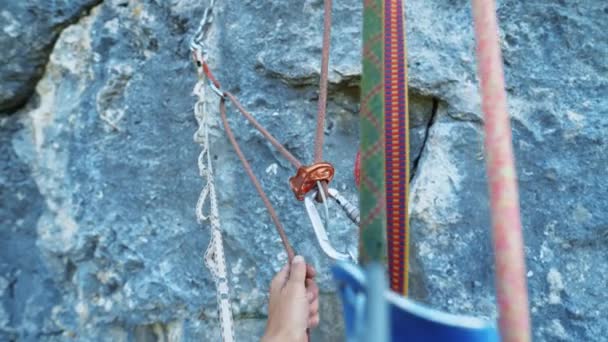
471 0 531 340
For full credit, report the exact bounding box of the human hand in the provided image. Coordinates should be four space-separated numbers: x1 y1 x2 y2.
262 255 320 342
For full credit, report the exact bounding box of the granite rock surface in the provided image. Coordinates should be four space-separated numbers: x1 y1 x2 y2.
1 0 606 341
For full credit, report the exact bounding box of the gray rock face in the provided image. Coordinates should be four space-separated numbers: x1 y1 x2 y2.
0 0 606 341
0 0 102 113
0 117 59 341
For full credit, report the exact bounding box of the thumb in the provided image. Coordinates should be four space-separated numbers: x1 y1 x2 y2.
270 264 289 293
287 255 307 286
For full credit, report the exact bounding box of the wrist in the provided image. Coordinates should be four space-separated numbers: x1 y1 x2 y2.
261 331 287 342
262 330 305 342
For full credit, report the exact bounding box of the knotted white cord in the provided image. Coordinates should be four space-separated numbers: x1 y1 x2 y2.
193 73 235 342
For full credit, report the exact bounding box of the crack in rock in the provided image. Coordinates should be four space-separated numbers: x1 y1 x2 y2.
411 98 439 182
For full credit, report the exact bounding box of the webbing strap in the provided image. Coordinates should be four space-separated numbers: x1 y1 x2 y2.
359 0 410 296
359 0 388 265
383 0 410 296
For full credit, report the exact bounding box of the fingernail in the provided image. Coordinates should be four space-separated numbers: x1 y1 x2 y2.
293 255 304 264
307 292 314 301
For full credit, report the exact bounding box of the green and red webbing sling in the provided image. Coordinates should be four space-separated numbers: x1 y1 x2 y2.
359 0 410 296
359 0 531 340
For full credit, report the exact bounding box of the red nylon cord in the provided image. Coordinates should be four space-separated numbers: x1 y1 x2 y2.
202 60 221 89
224 92 302 170
220 97 296 262
196 3 336 340
313 0 333 201
195 0 335 262
313 0 332 164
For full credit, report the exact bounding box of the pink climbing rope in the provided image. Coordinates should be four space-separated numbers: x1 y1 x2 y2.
471 1 531 341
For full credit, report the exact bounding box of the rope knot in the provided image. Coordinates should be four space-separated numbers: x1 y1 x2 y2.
289 162 335 201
